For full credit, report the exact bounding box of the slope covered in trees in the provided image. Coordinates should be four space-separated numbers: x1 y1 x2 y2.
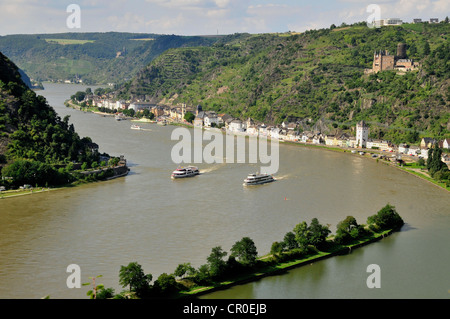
117 22 450 143
0 33 220 85
0 52 101 188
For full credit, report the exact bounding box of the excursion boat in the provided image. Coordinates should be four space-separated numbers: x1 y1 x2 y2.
171 166 200 179
131 124 142 130
243 173 275 186
157 120 167 126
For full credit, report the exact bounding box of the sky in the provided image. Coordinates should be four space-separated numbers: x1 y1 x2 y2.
0 0 449 36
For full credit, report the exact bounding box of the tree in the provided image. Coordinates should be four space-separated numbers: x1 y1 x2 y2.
335 216 359 244
282 231 298 250
184 111 195 123
270 241 283 259
230 237 258 267
293 221 310 249
118 262 152 297
422 42 430 56
367 204 404 231
206 246 227 278
174 262 195 278
153 273 179 295
308 218 331 248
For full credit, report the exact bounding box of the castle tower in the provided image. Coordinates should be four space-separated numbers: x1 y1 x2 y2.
396 43 407 59
356 121 369 148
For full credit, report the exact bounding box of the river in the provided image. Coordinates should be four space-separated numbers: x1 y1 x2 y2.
0 83 448 299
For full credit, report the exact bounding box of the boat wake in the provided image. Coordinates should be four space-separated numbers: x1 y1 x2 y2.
199 164 225 174
273 174 290 180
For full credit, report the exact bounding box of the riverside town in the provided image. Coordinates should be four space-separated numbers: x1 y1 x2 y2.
0 2 449 307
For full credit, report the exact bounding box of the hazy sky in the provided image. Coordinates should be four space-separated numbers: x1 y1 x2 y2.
0 0 448 35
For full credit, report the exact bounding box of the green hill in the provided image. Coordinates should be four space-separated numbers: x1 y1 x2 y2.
0 32 220 85
116 23 450 143
0 51 102 188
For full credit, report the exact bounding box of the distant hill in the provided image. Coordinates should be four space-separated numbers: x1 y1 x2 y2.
0 32 221 85
116 22 450 143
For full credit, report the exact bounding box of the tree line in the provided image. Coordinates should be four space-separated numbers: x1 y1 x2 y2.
84 204 404 299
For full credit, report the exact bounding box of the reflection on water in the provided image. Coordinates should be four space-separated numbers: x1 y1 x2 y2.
0 83 449 299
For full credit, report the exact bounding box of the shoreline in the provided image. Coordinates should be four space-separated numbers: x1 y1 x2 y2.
176 228 397 299
292 142 449 192
0 165 129 200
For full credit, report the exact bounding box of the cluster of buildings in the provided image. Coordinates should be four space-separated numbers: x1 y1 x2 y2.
367 43 420 74
371 17 441 26
88 94 449 163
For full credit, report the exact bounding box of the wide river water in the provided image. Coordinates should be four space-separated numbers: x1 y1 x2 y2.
0 83 449 299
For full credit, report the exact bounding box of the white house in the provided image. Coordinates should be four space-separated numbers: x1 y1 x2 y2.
129 102 153 112
247 125 259 136
259 124 268 136
229 119 244 132
204 112 219 127
312 134 323 145
270 127 281 140
398 144 409 154
407 145 420 156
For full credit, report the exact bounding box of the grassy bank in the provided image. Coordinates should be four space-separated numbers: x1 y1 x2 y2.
175 229 394 299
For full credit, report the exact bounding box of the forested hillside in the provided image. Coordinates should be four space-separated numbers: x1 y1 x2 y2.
0 33 220 85
0 52 100 187
117 22 450 143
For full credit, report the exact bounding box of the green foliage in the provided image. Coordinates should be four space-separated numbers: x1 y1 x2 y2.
1 159 73 187
230 237 258 267
118 262 153 298
116 23 449 140
292 218 331 249
109 203 402 299
0 52 104 188
0 33 220 84
206 246 228 278
153 273 179 295
367 204 404 231
334 216 367 244
184 111 195 123
426 144 450 185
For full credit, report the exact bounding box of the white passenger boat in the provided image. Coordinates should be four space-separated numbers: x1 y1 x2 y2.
157 120 167 126
131 124 142 130
171 166 200 179
243 173 275 186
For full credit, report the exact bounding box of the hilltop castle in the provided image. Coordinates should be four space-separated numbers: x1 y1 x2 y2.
371 43 419 73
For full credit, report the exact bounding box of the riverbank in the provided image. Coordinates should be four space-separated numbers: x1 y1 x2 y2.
281 140 450 192
0 165 129 199
176 228 396 299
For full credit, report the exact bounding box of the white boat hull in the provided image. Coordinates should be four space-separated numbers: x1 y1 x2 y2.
243 173 275 186
171 166 199 179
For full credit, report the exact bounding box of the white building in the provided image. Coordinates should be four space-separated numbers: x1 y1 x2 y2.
129 102 153 112
356 121 369 148
443 138 450 150
229 119 244 132
398 144 409 154
204 112 219 127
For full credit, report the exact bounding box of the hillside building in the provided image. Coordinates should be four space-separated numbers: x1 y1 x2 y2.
372 43 419 73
